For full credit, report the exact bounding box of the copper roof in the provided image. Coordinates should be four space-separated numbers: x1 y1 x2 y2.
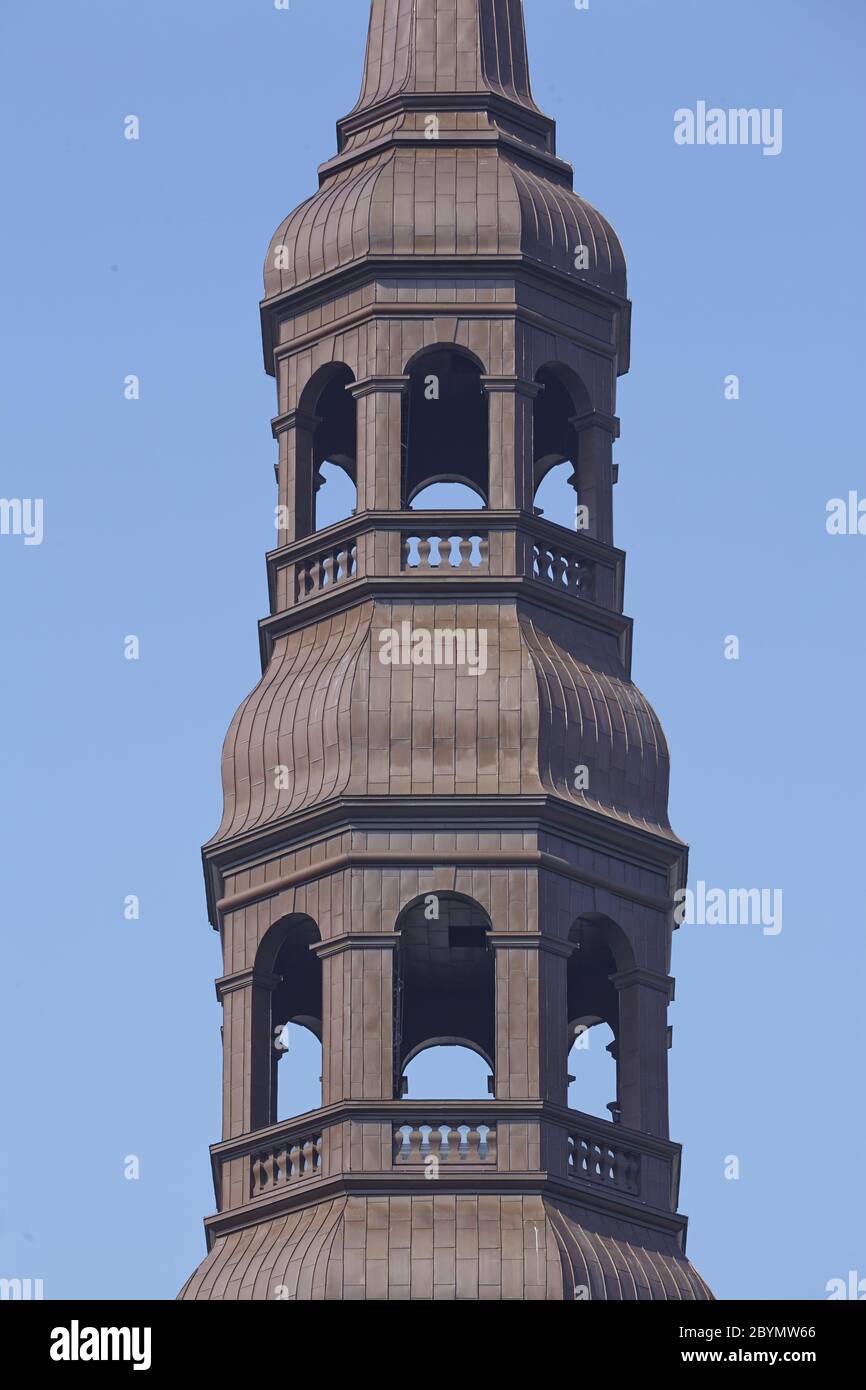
179 1195 712 1301
263 0 627 301
207 602 673 849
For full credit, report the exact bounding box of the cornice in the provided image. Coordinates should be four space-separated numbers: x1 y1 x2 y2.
257 573 633 672
202 1169 689 1251
214 969 281 1001
208 841 682 929
260 256 631 378
202 793 687 927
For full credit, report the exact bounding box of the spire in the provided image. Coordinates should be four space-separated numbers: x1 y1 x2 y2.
336 0 556 162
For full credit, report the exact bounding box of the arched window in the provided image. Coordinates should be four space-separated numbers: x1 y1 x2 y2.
264 917 323 1123
567 1019 618 1120
394 895 494 1099
566 916 627 1122
533 460 580 528
315 461 357 531
410 481 485 511
402 348 488 508
532 364 591 517
296 364 357 535
274 1021 323 1121
402 1044 492 1100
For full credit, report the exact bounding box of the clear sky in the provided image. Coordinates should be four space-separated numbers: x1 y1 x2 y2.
0 0 863 1302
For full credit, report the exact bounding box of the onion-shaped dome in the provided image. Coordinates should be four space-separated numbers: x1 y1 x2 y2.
263 147 626 301
207 602 675 849
179 1195 712 1301
263 0 627 304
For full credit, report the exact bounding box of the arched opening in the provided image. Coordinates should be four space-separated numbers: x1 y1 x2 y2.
533 460 580 527
567 1018 618 1120
402 348 488 507
298 364 357 534
532 364 591 518
259 916 323 1124
410 481 485 511
402 1042 493 1100
566 915 631 1122
274 1021 323 1121
315 461 357 531
394 894 495 1099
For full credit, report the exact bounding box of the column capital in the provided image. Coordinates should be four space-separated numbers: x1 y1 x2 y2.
313 931 399 961
610 967 675 1001
481 375 542 398
271 408 321 439
569 409 621 439
214 968 281 1001
488 932 572 958
349 374 410 400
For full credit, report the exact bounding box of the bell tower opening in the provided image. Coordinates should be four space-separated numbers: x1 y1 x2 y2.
566 916 631 1123
394 895 495 1100
532 364 591 515
567 1019 618 1120
267 918 323 1122
402 348 488 508
296 362 357 535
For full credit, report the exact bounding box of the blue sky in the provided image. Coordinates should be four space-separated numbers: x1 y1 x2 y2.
0 0 864 1301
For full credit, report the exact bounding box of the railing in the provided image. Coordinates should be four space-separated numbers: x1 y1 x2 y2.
394 1121 497 1167
402 532 488 573
295 540 357 602
250 1130 323 1197
207 1104 681 1231
263 510 624 627
532 543 596 600
567 1129 640 1195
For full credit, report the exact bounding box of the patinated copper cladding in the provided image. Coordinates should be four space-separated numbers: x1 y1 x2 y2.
180 0 711 1302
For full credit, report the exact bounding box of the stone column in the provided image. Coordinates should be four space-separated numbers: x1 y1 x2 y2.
490 934 569 1176
570 411 620 546
316 934 397 1104
271 408 320 544
215 967 281 1141
316 934 397 1179
611 966 674 1138
350 376 409 514
482 376 541 511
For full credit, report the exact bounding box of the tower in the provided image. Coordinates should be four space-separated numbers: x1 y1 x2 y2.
180 0 712 1302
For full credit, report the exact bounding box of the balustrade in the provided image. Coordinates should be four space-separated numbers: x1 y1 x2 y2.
531 543 596 599
295 540 357 601
567 1130 640 1195
393 1121 497 1166
251 1131 323 1196
401 532 488 573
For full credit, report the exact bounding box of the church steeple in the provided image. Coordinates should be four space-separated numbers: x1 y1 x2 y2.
338 0 553 159
181 0 712 1302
